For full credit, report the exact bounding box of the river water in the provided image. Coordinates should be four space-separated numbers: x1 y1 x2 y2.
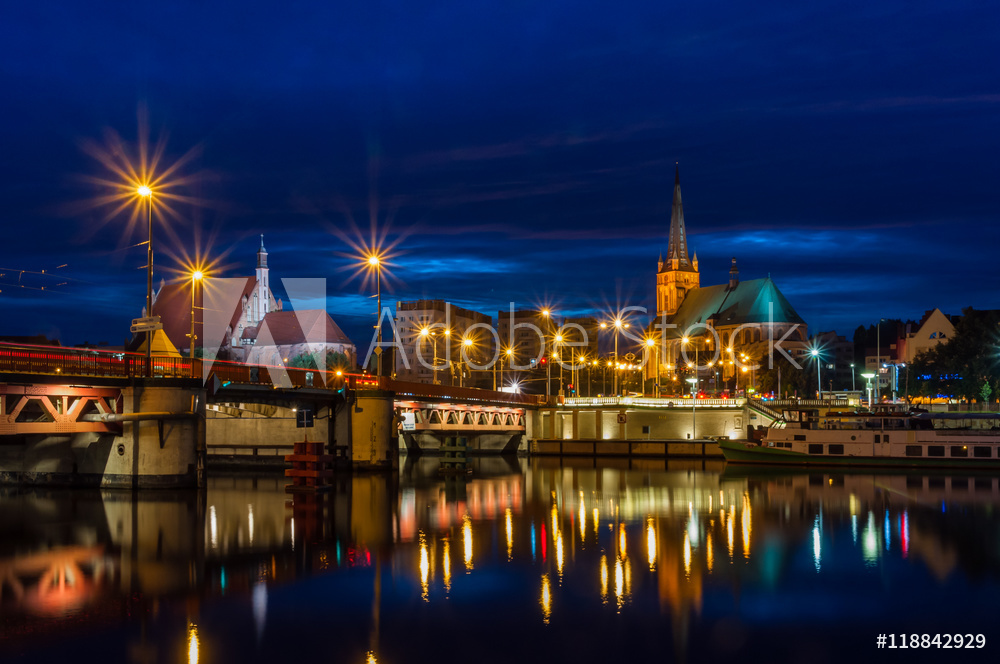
1 457 997 663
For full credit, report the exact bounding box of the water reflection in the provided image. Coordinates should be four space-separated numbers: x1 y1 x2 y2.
2 460 1000 661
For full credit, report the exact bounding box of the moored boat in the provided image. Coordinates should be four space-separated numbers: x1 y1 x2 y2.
720 408 1000 468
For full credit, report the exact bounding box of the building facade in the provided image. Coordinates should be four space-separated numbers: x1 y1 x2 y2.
394 300 493 384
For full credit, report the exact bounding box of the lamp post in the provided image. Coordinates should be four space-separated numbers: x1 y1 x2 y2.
419 327 442 384
368 254 383 376
811 349 821 400
645 337 660 397
461 337 473 388
682 336 700 392
138 184 153 377
554 333 564 396
189 270 203 378
850 362 856 392
875 317 886 402
686 377 698 439
862 372 875 409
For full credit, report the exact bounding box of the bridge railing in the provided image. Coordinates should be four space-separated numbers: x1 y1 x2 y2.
768 399 851 407
0 343 545 406
563 396 745 408
0 343 188 378
379 377 546 406
207 360 348 391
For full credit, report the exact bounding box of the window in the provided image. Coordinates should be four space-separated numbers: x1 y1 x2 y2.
950 446 968 457
905 445 922 457
927 446 945 457
794 434 806 441
828 444 844 455
973 447 992 458
808 444 823 455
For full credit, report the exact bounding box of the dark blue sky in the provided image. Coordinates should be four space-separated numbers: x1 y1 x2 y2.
2 0 998 347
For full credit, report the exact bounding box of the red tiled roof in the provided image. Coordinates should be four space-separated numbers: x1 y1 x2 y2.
147 277 259 351
254 310 353 347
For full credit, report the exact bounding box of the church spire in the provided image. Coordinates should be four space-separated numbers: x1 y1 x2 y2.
257 234 268 269
666 164 694 271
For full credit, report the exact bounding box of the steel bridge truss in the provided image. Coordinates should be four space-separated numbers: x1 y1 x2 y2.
396 401 526 432
0 385 122 436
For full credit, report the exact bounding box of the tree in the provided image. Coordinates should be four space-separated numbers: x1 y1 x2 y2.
288 349 353 372
907 308 1000 402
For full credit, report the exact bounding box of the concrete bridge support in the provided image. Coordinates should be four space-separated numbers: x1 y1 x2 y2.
351 390 398 471
0 380 205 488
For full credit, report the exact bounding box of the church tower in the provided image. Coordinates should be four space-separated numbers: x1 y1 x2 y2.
656 166 700 317
254 234 270 324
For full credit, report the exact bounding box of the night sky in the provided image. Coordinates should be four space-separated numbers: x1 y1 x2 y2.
2 0 998 348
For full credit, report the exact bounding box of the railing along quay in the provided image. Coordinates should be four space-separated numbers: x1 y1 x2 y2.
563 396 745 408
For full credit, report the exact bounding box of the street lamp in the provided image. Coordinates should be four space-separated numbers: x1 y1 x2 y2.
810 348 822 401
138 184 154 376
645 337 660 397
189 270 203 378
850 362 856 392
861 372 876 409
419 327 443 384
554 333 565 396
499 346 514 391
367 253 383 376
461 336 474 387
600 317 628 396
686 377 698 439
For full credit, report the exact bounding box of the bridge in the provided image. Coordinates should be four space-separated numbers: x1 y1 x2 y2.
0 342 539 487
1 342 851 486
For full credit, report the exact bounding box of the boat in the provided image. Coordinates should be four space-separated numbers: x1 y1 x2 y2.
719 408 1000 468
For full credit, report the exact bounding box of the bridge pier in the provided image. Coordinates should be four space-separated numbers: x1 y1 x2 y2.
350 390 398 471
0 380 205 489
117 382 205 488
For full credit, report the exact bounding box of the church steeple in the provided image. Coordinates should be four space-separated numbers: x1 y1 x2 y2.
655 164 700 318
257 234 268 269
253 234 270 324
666 165 695 272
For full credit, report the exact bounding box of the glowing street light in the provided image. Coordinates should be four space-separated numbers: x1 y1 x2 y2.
459 336 474 387
645 337 661 397
137 184 155 375
811 348 822 400
601 315 628 396
188 269 204 378
686 377 698 439
861 372 876 409
497 346 515 391
366 253 383 376
418 326 446 384
554 333 565 396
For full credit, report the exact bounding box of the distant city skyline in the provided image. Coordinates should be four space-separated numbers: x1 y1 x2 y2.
2 1 998 346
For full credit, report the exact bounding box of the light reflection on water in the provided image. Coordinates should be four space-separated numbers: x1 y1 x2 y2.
1 458 1000 663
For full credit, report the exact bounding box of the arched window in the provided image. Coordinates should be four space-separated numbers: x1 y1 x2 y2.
253 293 258 322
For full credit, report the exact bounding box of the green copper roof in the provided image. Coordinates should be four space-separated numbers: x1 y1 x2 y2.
665 277 805 336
